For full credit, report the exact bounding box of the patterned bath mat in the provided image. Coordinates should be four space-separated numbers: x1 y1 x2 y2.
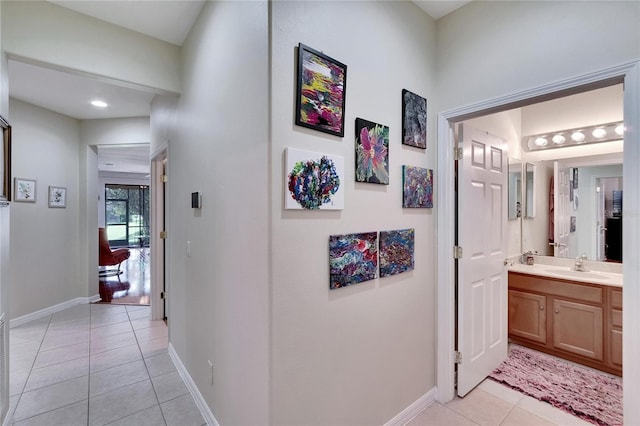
489 345 622 426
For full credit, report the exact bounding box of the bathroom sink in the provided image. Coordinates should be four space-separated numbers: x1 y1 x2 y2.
544 268 609 280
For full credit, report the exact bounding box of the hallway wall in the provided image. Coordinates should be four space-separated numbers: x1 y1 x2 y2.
9 98 82 318
164 1 270 424
270 2 437 424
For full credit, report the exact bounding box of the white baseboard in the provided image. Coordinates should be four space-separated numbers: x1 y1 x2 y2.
9 295 101 328
168 343 219 426
384 387 437 426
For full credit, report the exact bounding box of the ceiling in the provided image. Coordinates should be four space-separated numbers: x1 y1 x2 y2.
8 0 469 173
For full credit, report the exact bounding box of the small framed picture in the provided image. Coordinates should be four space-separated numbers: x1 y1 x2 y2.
14 178 36 203
48 186 66 208
295 43 347 137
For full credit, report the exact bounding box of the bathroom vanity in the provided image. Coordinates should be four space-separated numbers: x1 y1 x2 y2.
508 263 622 376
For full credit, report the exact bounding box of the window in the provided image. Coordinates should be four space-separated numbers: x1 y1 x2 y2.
105 184 150 247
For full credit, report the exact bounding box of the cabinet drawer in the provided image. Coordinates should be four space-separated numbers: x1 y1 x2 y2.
612 309 622 329
611 329 623 367
611 289 622 310
509 272 602 304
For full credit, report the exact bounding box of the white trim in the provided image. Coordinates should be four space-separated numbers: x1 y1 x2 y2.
168 343 218 426
383 387 437 426
622 62 640 426
9 295 100 328
436 61 640 411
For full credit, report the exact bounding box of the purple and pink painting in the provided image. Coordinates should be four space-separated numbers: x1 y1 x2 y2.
285 148 345 210
329 232 378 290
355 118 389 185
403 165 433 208
296 44 347 137
379 229 415 277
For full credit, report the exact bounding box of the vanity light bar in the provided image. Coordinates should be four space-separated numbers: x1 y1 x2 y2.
523 121 624 152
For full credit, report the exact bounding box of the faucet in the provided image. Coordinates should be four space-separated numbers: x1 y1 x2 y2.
574 254 588 272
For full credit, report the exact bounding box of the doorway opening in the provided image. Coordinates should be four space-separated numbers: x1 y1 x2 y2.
436 61 640 422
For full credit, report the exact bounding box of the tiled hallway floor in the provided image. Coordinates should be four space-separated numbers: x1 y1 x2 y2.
9 303 206 426
408 379 592 426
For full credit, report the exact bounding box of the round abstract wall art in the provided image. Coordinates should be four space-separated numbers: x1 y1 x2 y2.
285 147 345 210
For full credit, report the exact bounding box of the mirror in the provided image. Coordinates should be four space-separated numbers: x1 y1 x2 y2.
508 158 522 220
521 156 623 261
525 163 535 218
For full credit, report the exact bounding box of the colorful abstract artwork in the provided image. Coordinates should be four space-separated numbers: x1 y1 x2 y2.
355 118 389 185
285 147 345 210
379 229 415 277
296 43 347 137
402 89 427 149
329 232 378 290
403 166 433 208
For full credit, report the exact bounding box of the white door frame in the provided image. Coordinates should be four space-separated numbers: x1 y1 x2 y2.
436 61 640 424
150 148 167 322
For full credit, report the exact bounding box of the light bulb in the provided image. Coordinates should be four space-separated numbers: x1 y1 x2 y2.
552 134 566 144
571 131 585 143
615 124 624 136
592 128 607 139
534 137 548 147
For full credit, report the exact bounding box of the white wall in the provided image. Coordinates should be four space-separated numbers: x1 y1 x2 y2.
3 1 181 95
166 1 270 424
271 2 436 424
8 98 81 318
436 1 639 112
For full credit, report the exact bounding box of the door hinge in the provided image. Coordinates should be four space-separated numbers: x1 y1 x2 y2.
160 231 167 239
455 351 462 364
453 147 463 161
161 174 168 183
453 246 463 259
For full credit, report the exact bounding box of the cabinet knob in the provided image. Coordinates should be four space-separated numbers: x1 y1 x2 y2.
555 309 560 314
540 305 544 310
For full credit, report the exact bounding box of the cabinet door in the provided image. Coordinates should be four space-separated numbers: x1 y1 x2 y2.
508 290 546 344
553 299 603 361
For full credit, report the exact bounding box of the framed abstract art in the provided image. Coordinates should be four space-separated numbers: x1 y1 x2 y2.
402 165 433 208
355 118 389 185
295 43 347 137
402 89 427 149
329 232 378 290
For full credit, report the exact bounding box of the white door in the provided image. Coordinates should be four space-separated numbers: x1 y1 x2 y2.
553 162 571 258
457 123 508 397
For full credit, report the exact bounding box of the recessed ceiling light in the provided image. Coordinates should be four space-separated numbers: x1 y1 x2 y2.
552 134 566 144
615 124 624 136
91 100 108 108
592 128 607 139
534 137 548 147
571 131 586 143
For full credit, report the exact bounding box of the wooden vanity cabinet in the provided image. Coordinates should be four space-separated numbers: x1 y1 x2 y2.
508 271 621 376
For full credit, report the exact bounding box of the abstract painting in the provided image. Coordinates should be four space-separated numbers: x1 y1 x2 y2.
402 89 427 149
296 43 347 137
355 118 389 185
285 147 344 210
570 216 577 233
403 166 433 208
379 229 415 277
329 232 378 290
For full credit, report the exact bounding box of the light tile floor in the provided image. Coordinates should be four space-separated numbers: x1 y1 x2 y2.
9 303 206 426
408 379 593 426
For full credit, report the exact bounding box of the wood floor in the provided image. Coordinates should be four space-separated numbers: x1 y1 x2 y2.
98 247 150 305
